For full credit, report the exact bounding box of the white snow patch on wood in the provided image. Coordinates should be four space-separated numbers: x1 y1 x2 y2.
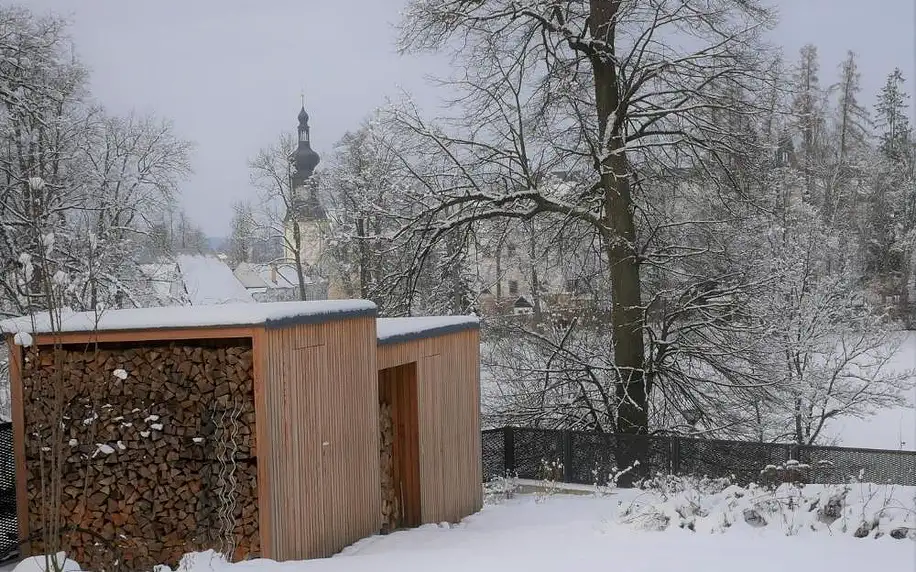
13 331 32 347
93 443 115 456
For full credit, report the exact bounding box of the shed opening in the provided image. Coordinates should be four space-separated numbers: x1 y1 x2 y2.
378 363 421 531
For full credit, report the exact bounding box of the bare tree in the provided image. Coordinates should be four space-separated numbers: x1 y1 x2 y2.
393 0 776 435
751 200 914 444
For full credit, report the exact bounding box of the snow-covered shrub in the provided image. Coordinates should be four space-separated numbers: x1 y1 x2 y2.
535 459 563 503
759 459 814 488
484 471 519 505
591 460 641 497
618 474 916 539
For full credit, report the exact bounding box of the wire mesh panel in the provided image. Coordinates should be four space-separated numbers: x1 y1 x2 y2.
677 438 791 485
512 428 564 480
481 429 505 481
567 431 671 484
797 446 916 486
0 422 17 561
492 427 916 488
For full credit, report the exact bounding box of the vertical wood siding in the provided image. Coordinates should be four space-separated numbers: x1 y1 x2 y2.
376 329 482 524
261 316 379 560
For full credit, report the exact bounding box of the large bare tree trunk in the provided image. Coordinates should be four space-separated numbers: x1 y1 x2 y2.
590 0 647 435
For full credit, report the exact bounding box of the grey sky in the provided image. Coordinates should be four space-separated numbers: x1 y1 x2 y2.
25 0 916 237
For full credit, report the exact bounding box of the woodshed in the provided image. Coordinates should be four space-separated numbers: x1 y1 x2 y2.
0 300 482 569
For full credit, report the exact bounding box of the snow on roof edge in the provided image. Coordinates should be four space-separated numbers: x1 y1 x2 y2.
0 300 378 336
377 316 480 346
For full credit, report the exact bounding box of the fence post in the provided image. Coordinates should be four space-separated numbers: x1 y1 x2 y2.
563 430 575 482
502 426 515 475
670 436 681 475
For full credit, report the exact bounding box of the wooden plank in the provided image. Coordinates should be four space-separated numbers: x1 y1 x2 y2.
400 363 422 526
264 316 379 561
32 326 256 346
252 328 272 559
6 337 29 556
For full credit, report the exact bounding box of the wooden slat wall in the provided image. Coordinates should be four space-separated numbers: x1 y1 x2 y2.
261 316 380 561
376 329 482 524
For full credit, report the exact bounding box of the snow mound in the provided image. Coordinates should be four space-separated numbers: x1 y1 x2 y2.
13 553 81 572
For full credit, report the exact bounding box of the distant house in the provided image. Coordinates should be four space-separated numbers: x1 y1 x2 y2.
233 261 328 302
138 260 187 306
176 254 255 305
512 296 535 316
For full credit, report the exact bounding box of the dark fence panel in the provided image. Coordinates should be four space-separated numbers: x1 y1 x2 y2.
0 422 17 561
483 427 916 487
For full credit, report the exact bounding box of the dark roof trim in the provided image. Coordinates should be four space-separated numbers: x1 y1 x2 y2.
264 305 377 329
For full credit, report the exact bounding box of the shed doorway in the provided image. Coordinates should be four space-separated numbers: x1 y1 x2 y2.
378 363 421 532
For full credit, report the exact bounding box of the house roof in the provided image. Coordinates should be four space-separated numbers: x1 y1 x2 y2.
176 255 255 305
0 300 378 336
513 296 534 308
233 262 320 290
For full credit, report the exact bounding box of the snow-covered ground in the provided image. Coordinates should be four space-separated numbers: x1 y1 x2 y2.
146 481 914 572
828 331 916 451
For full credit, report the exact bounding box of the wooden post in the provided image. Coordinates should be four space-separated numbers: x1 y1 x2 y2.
562 431 575 483
6 337 29 556
251 329 271 559
502 427 515 476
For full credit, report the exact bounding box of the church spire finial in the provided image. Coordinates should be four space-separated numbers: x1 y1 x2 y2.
300 91 304 109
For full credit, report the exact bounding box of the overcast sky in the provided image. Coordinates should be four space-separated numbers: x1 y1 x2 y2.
25 0 916 237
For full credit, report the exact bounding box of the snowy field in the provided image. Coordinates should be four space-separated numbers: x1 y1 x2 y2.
129 480 914 572
827 331 916 451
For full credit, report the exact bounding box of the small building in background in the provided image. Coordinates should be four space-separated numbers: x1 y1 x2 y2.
233 262 328 302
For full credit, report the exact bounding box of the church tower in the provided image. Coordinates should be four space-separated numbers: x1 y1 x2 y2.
284 102 326 272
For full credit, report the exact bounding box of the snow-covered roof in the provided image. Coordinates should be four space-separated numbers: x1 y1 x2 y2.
233 262 319 290
377 316 479 345
0 300 378 336
232 262 269 289
177 254 255 305
138 262 183 302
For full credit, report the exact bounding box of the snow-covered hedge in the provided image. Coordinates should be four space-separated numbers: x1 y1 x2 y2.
619 474 916 540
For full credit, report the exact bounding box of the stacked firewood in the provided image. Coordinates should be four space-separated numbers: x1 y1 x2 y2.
378 402 400 532
21 343 260 570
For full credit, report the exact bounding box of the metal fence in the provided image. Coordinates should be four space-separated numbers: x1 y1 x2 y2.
0 422 17 561
482 426 916 486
